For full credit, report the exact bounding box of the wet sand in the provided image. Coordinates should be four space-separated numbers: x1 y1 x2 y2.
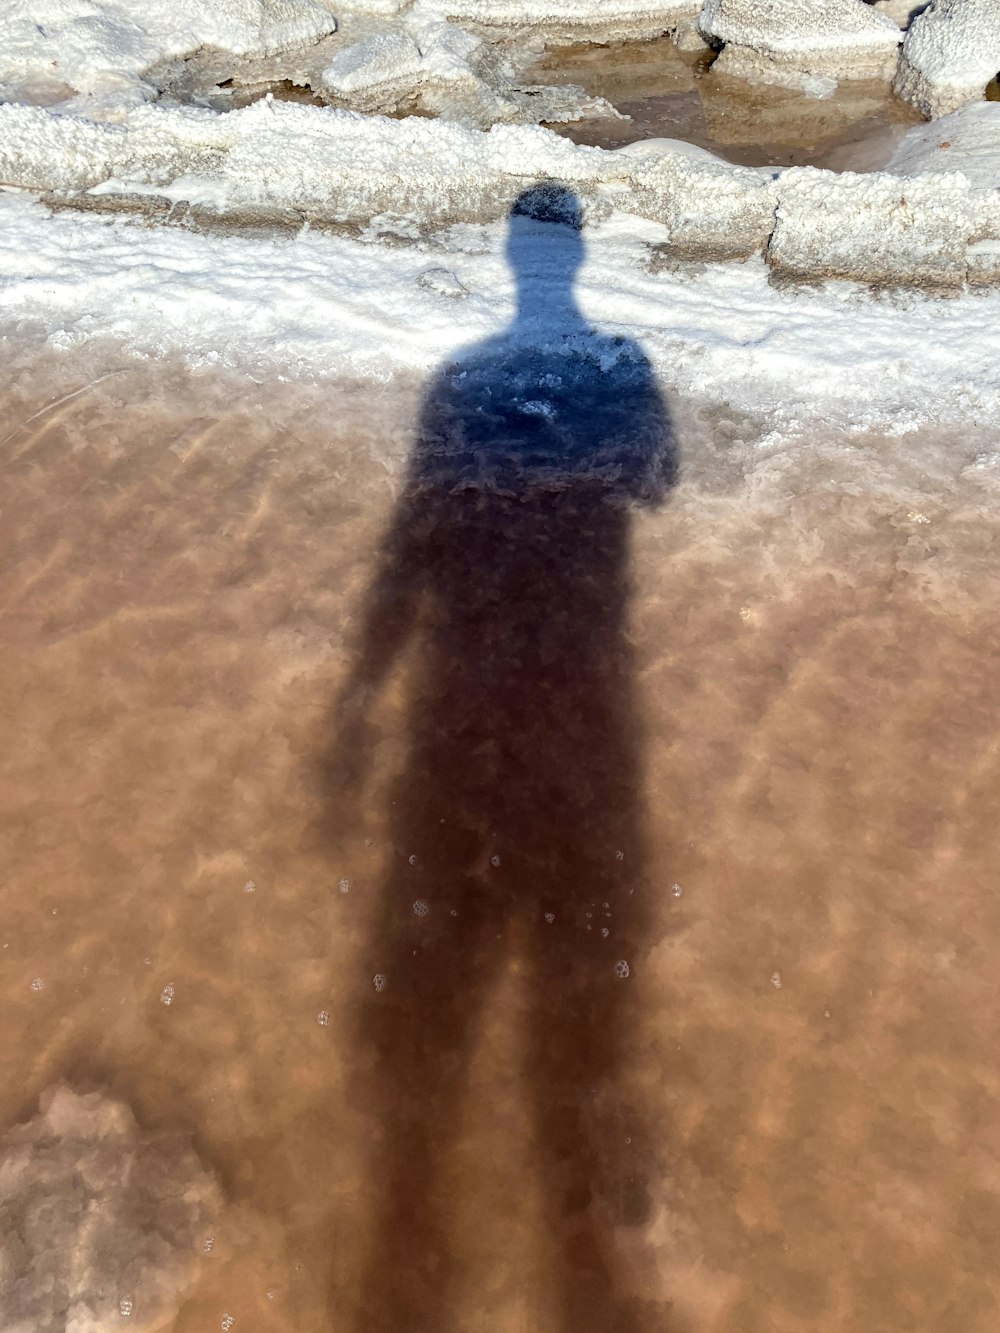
3 345 1000 1331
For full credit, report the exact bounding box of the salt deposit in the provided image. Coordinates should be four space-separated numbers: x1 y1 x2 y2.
0 1086 221 1333
319 12 618 125
0 181 998 436
886 100 1000 187
894 0 1000 118
417 0 704 44
0 0 337 115
699 0 901 91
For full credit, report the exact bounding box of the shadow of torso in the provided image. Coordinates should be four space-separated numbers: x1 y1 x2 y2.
332 312 677 1331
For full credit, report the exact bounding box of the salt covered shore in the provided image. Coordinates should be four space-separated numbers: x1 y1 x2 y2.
0 0 998 422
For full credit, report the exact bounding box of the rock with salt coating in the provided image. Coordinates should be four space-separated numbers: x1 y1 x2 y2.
886 102 1000 284
0 0 337 113
419 0 703 44
894 0 1000 118
322 32 426 101
321 15 618 127
769 165 982 290
699 0 901 89
0 1086 222 1333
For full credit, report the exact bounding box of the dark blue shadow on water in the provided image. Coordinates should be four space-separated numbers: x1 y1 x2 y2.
328 182 678 1332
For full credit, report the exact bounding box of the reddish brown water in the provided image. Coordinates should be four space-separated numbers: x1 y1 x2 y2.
3 347 1000 1330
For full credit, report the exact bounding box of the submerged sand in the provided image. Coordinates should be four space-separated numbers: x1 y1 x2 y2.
2 342 1000 1331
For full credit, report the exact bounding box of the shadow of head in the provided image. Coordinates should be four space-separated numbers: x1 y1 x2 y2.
504 182 586 327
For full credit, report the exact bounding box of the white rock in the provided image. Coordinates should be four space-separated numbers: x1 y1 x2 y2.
0 0 337 113
419 0 702 43
0 1086 222 1333
700 0 901 88
320 13 618 127
885 101 1000 283
895 0 1000 118
322 31 425 98
768 165 981 290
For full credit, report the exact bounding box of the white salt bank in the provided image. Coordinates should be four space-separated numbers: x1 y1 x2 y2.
0 0 336 114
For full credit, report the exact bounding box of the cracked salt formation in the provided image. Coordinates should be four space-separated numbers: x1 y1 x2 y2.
699 0 901 92
895 0 1000 118
0 1086 222 1333
319 12 619 125
0 0 337 115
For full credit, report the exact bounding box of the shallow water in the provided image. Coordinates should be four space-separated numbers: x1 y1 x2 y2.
3 342 1000 1331
531 38 923 170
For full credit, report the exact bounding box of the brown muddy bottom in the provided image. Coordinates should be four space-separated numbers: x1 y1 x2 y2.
3 343 1000 1331
531 37 923 170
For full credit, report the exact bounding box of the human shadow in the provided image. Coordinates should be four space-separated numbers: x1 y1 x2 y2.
327 183 678 1332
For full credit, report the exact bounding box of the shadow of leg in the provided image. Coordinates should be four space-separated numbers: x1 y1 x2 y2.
352 873 497 1333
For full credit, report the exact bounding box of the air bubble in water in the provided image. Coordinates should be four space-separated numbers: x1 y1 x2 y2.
221 1316 235 1332
615 960 630 979
244 880 256 894
408 854 417 866
544 913 555 924
671 883 683 898
373 973 387 993
339 878 350 894
119 1295 134 1318
160 983 175 1006
29 978 44 992
770 972 783 990
316 1011 331 1027
490 854 501 868
413 900 429 917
